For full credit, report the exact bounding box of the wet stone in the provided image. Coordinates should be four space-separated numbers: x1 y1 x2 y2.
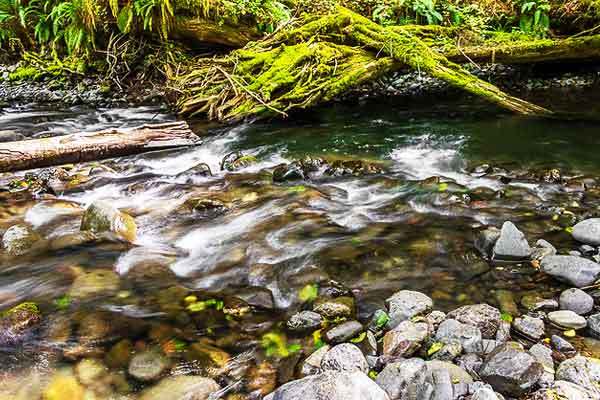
512 315 545 341
301 344 330 376
541 255 600 288
68 269 120 300
589 313 600 339
321 343 368 373
548 310 587 329
479 342 543 397
555 356 600 396
128 350 170 382
551 335 575 354
572 218 600 246
263 371 390 400
382 320 430 358
385 290 432 329
323 320 363 345
287 311 323 333
0 301 41 345
375 358 427 400
313 296 354 320
492 221 531 261
528 380 600 400
521 295 559 312
138 376 220 400
80 200 137 243
435 319 482 354
447 304 501 339
559 288 594 315
475 227 501 258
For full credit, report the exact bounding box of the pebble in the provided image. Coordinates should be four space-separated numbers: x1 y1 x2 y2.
572 218 600 246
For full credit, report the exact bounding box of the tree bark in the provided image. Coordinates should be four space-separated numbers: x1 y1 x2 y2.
171 17 260 48
0 122 199 173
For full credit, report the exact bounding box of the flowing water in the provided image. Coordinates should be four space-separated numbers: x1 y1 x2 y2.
1 96 600 397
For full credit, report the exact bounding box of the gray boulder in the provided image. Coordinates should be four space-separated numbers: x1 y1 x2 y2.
321 343 368 373
382 320 430 358
492 222 531 261
479 342 543 396
376 358 427 400
559 288 594 315
323 320 363 344
548 310 587 329
541 256 600 288
447 304 501 339
528 380 600 400
573 218 600 246
385 290 433 329
512 316 545 341
264 371 390 400
589 313 600 339
435 319 482 353
555 356 600 396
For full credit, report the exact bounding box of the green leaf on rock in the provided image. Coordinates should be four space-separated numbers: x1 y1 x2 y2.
350 332 366 343
299 284 318 303
427 342 444 356
501 313 513 323
375 312 390 329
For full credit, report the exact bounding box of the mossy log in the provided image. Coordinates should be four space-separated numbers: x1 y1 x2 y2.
0 122 199 173
174 7 600 121
171 17 261 48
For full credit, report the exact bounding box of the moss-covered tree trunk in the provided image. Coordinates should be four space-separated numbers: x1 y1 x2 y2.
174 6 600 122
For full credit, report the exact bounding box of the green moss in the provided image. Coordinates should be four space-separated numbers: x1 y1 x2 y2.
8 66 44 81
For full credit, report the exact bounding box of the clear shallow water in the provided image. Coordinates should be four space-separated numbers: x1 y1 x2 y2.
1 99 600 396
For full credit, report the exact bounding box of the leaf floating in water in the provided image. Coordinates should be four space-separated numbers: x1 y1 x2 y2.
261 332 299 358
565 226 574 234
288 185 307 193
438 183 448 192
54 295 72 310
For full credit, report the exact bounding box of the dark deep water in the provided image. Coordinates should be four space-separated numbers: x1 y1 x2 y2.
1 94 600 397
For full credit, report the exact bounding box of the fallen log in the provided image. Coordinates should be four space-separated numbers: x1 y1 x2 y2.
171 17 260 48
0 121 199 173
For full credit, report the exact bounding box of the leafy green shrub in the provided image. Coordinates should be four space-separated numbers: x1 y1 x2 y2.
517 0 550 37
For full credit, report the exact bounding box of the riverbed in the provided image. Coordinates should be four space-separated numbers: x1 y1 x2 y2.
1 95 600 398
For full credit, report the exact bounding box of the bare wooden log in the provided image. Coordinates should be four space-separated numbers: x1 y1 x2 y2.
0 121 199 173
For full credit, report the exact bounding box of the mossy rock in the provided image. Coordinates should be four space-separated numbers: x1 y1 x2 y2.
0 302 41 344
1 224 43 256
80 201 137 243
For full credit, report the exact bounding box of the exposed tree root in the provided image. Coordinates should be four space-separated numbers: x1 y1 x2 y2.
174 6 600 122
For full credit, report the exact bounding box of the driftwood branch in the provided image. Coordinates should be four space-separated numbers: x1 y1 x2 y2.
0 121 199 173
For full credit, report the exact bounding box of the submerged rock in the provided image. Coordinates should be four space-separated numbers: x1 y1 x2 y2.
475 227 501 258
541 255 600 288
42 370 85 400
492 221 531 261
385 290 433 329
264 371 390 400
128 350 170 382
572 218 600 246
138 375 220 400
559 288 594 315
68 269 120 300
479 343 543 397
80 200 137 243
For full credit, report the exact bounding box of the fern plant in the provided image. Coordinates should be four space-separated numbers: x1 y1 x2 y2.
49 0 99 54
0 0 37 48
518 0 550 38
